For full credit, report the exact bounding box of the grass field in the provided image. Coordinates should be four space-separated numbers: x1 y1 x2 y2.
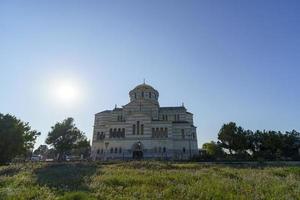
0 161 300 200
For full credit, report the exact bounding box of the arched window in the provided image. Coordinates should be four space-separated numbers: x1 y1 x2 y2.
119 147 122 154
115 148 118 153
101 149 103 154
133 124 136 135
163 147 166 153
152 128 155 137
165 128 168 138
99 132 103 140
110 148 113 153
141 124 144 135
137 121 140 135
122 128 125 137
183 147 186 153
97 149 100 154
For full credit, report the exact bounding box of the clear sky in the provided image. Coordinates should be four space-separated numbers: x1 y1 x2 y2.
1 0 300 149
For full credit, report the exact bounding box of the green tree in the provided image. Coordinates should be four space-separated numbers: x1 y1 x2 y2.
33 145 49 157
257 131 283 160
71 139 91 158
218 122 238 154
0 113 40 164
218 122 251 155
46 118 88 161
282 130 300 159
202 141 224 159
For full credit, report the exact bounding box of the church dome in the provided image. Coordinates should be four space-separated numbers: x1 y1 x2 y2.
129 83 159 102
133 83 155 91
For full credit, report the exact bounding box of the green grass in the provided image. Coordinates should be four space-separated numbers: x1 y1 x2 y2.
0 161 300 200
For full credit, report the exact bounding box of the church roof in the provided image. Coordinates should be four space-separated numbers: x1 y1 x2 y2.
160 106 186 111
95 110 112 115
172 121 189 124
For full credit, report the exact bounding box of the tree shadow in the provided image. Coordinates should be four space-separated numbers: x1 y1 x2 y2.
34 162 99 192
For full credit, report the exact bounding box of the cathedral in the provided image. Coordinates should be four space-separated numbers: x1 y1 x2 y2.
91 83 198 160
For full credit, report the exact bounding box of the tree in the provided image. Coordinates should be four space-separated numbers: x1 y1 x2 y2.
46 118 88 161
71 139 91 158
33 145 49 158
254 130 284 160
216 122 300 161
218 122 238 154
202 141 224 159
282 130 300 159
218 122 251 156
0 113 40 164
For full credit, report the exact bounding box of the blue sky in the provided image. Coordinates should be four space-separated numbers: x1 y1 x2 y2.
1 0 300 148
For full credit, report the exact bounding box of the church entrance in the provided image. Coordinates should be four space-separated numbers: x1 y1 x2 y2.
133 151 143 160
132 141 143 160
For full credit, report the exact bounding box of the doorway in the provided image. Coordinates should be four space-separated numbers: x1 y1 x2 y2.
132 141 143 160
132 151 143 160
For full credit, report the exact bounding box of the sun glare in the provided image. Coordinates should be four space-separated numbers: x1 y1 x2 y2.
50 80 81 106
56 83 78 102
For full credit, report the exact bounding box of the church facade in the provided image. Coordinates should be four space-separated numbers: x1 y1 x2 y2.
91 83 198 160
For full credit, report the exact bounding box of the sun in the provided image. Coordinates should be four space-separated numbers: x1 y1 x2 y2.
56 83 78 102
51 80 81 106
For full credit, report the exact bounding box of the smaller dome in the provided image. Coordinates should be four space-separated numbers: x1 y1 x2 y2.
133 83 156 91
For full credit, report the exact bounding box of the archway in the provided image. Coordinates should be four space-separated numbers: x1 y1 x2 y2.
132 141 143 160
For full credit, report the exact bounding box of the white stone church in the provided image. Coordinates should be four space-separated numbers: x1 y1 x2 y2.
91 83 198 160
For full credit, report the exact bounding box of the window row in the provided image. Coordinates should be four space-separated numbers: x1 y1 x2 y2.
134 92 158 100
162 115 168 121
97 147 186 154
160 114 180 121
174 114 180 121
117 115 124 121
97 147 122 154
181 129 196 139
96 132 105 140
109 128 125 138
154 146 167 153
133 121 144 135
152 128 168 138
